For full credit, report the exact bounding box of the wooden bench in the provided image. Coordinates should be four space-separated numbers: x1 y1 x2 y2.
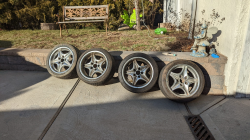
57 5 109 37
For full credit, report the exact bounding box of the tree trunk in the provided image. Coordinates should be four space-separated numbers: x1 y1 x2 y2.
134 0 141 31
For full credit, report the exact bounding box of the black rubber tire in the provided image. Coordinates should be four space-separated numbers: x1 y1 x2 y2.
76 48 115 86
158 59 205 103
118 53 159 93
46 44 79 79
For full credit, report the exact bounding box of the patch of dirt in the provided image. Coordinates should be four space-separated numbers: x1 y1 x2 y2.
68 35 80 38
123 41 137 47
106 36 120 41
167 31 194 52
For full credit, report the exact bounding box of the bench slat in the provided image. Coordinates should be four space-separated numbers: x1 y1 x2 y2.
57 20 105 24
64 5 108 9
65 16 108 20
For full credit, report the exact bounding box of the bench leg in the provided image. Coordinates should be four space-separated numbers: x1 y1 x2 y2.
64 24 69 34
106 21 108 36
60 24 62 37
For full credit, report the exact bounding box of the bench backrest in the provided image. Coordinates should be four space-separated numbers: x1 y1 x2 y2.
63 5 109 21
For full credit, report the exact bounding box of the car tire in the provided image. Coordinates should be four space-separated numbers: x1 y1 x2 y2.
76 48 115 86
118 53 159 93
158 59 205 102
46 44 79 79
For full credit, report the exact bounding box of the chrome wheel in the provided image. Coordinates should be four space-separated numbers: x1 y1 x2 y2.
49 47 74 74
166 64 200 97
122 57 154 89
78 51 108 79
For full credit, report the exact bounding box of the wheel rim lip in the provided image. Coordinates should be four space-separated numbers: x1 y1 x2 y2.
121 57 154 89
79 51 108 80
49 47 74 74
166 64 200 98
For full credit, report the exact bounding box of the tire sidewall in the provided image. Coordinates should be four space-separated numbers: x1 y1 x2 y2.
118 53 159 93
46 44 78 78
76 48 115 85
159 59 205 102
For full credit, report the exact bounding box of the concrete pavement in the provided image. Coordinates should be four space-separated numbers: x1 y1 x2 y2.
0 70 250 140
0 70 78 140
43 78 194 140
187 96 250 140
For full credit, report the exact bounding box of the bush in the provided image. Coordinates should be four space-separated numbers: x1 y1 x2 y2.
0 0 58 29
0 0 162 30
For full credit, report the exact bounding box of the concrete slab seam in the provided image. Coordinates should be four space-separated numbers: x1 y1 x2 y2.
38 78 80 140
184 103 193 115
198 96 226 115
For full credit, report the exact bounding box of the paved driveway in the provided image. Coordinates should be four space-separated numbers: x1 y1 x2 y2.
0 71 77 140
2 70 250 140
0 71 195 140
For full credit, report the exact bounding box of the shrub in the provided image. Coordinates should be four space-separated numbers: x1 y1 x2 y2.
0 0 162 30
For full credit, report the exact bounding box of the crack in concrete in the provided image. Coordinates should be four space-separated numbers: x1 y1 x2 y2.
38 78 80 140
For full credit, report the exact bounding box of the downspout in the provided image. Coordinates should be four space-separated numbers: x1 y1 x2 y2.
177 0 181 31
163 0 167 23
188 0 197 39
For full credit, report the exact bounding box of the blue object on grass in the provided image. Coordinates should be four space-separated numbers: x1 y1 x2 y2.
211 53 219 58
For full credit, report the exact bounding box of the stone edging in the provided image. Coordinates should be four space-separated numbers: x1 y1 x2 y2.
0 48 227 95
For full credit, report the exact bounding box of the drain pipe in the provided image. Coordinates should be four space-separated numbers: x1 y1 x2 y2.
188 0 197 39
176 0 181 31
163 0 166 23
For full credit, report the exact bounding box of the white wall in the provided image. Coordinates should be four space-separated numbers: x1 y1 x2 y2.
164 0 192 24
236 7 250 97
195 0 250 95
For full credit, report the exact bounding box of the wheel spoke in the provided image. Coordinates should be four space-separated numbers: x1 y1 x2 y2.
132 76 139 85
182 66 188 77
57 49 62 58
170 72 180 80
58 63 63 72
97 59 106 66
90 53 97 63
89 69 95 77
126 69 135 75
133 60 140 70
95 67 104 74
63 60 71 67
187 77 197 84
171 83 182 91
141 73 149 83
84 63 92 69
140 65 149 73
64 52 72 59
183 84 190 95
51 58 60 64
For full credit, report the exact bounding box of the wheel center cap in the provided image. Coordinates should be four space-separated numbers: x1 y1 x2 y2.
136 71 141 75
93 64 97 68
61 59 64 62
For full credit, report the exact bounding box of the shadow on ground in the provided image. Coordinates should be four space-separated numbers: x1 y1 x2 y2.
0 46 52 102
0 71 50 103
0 98 193 140
0 40 12 48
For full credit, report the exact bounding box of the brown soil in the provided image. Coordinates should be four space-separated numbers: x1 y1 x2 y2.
167 31 194 52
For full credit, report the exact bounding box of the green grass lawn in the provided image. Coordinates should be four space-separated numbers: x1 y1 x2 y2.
0 28 191 51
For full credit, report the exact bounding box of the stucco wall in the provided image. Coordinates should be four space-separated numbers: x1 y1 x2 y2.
195 0 250 95
236 7 250 97
164 0 192 25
